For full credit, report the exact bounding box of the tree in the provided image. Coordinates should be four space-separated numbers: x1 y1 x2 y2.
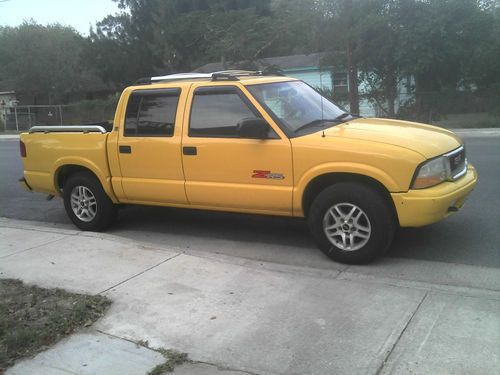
395 0 496 118
0 21 88 102
314 0 500 118
85 0 287 86
3 0 498 117
468 1 500 92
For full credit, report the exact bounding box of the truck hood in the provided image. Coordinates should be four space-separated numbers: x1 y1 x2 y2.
323 118 462 159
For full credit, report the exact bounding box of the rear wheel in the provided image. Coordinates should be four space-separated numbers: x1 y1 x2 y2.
307 182 395 264
63 172 117 231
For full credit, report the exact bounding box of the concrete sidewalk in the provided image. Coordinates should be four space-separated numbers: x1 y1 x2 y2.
1 218 499 375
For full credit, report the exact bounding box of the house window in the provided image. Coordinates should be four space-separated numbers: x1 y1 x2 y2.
333 72 348 93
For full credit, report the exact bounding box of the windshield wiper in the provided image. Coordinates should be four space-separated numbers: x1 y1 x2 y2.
294 112 363 134
294 119 340 133
333 112 363 121
333 112 351 121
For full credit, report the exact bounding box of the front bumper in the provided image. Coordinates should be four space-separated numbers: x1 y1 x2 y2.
392 163 477 227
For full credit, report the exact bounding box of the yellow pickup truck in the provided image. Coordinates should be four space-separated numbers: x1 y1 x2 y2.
19 71 477 264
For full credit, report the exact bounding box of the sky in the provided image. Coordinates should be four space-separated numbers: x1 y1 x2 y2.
0 0 121 35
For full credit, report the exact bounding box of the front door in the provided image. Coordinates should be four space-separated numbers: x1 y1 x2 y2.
117 88 188 204
181 85 293 215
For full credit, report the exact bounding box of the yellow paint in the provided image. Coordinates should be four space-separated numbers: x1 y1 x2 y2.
20 133 118 201
180 80 293 213
392 164 477 226
20 75 478 227
113 86 189 204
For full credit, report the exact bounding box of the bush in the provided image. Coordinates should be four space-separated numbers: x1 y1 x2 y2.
61 94 120 125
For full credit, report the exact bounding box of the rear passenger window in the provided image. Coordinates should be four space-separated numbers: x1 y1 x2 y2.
124 89 180 137
189 88 260 138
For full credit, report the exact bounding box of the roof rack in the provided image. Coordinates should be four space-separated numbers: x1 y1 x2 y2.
29 125 107 134
211 70 265 81
135 70 283 85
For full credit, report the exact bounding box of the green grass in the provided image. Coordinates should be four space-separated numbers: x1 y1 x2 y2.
133 341 189 375
147 349 189 375
0 279 111 371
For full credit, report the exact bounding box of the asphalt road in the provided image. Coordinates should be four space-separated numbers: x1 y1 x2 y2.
1 136 499 268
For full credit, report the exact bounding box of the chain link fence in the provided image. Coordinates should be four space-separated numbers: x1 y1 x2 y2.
1 91 498 132
325 88 500 128
2 105 62 131
1 96 118 132
396 89 500 128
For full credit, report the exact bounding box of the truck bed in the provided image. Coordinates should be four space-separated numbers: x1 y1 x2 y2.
20 126 112 196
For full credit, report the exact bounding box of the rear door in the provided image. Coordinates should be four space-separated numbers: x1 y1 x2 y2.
117 88 188 204
181 84 293 215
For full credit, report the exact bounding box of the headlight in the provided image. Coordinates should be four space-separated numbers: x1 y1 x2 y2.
412 156 449 189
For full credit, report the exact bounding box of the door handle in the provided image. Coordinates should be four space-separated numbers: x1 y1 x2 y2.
119 145 132 154
183 146 197 156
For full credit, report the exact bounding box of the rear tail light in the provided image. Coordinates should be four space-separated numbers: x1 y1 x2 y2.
20 140 26 157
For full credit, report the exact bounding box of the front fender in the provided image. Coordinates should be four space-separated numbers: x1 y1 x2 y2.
293 162 400 216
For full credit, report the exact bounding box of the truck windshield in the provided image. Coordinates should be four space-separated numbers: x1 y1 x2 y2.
247 81 348 136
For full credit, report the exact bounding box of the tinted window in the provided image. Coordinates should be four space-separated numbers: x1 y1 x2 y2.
189 89 259 138
125 89 180 136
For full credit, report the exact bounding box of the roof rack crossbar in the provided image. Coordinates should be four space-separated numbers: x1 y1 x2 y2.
135 70 283 85
211 70 264 81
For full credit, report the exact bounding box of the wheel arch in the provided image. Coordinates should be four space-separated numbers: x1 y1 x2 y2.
301 172 399 225
54 161 118 203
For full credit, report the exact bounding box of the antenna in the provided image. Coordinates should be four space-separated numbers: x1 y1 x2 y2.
320 70 326 137
321 94 325 138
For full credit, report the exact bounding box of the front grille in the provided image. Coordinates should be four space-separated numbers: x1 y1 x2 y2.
445 146 467 180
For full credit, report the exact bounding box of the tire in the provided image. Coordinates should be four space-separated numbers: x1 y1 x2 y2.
63 172 117 231
307 182 395 264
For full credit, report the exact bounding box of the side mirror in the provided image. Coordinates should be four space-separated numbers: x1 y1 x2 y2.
237 118 270 139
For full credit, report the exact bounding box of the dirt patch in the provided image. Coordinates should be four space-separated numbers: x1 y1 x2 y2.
0 279 110 371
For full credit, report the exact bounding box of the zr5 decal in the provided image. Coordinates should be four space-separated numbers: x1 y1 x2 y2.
252 170 285 180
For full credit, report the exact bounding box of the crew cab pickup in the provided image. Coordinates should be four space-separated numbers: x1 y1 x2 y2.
19 71 478 264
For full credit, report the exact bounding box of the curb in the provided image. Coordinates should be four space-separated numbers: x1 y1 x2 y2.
452 128 500 138
2 217 500 300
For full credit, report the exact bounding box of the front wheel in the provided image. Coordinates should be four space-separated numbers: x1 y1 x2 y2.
63 172 117 231
307 183 395 264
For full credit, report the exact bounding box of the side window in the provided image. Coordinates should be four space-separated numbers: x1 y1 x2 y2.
189 88 263 138
124 89 180 137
